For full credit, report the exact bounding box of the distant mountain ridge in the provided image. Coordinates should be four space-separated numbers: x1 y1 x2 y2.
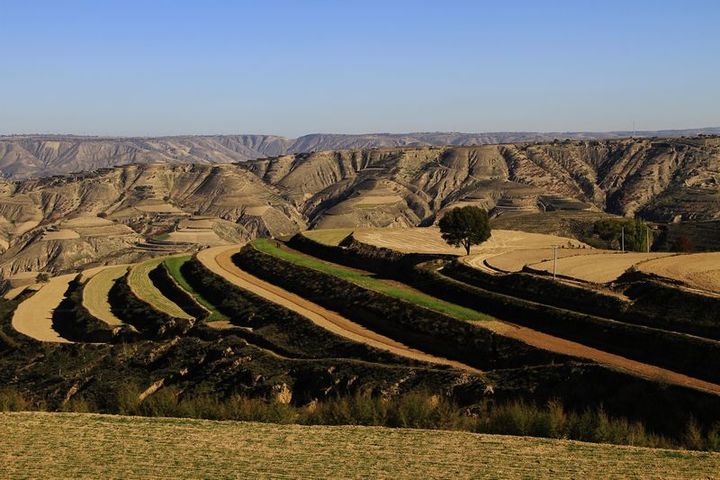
1 127 719 179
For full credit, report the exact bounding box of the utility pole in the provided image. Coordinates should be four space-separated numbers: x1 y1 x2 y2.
621 226 625 253
552 245 558 279
646 225 650 253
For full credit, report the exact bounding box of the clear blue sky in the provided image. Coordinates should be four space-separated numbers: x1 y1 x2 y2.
1 0 718 137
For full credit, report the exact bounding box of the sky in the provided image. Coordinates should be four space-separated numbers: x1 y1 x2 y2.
1 0 718 137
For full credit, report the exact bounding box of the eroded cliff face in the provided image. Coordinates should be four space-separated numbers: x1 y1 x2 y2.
248 137 720 224
0 163 306 277
0 137 718 276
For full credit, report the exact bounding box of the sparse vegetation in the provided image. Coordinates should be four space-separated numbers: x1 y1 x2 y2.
4 412 720 479
252 238 491 322
671 235 695 252
2 387 720 452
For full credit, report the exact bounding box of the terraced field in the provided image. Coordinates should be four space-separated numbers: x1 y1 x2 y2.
197 244 480 370
163 255 226 321
11 273 76 343
254 239 490 322
639 252 720 294
530 252 676 284
82 265 129 327
2 412 718 479
127 258 193 320
484 248 603 273
301 228 354 246
354 227 586 255
250 240 720 394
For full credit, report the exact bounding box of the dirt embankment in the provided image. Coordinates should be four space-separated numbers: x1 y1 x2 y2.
197 245 480 372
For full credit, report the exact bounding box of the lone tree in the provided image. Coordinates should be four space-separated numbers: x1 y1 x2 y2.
438 206 491 255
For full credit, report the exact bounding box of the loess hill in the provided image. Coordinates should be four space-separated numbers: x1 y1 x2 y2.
0 136 719 277
3 129 720 179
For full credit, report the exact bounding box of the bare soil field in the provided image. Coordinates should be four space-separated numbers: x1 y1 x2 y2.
13 220 40 236
11 273 76 343
301 228 353 246
639 252 720 294
3 285 30 300
197 245 478 371
1 412 718 480
72 224 136 237
134 201 185 214
40 229 80 241
355 227 586 256
531 252 676 284
6 271 38 287
179 217 215 229
127 258 193 320
164 229 226 245
82 265 129 327
485 248 604 273
61 216 115 228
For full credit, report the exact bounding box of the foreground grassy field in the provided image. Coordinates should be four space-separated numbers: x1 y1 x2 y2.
1 412 718 479
253 238 491 322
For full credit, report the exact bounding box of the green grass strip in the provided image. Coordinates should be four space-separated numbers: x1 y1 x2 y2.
163 255 227 322
252 238 493 322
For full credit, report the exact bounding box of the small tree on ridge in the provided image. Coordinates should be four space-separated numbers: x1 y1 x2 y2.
438 206 491 255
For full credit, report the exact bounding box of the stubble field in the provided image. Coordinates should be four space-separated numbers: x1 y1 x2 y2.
1 412 718 479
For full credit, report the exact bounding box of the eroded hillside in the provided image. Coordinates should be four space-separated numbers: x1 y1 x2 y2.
249 137 720 225
0 163 305 278
0 137 718 278
3 130 719 179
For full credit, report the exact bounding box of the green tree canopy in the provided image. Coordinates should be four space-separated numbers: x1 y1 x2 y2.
592 218 651 252
438 206 491 255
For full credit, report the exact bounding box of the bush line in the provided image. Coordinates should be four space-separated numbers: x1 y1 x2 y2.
2 386 719 452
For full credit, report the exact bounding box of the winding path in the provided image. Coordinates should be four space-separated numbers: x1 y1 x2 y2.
196 245 480 373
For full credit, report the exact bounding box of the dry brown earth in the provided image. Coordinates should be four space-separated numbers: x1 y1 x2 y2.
11 273 75 343
485 248 604 273
531 252 676 284
82 265 129 327
639 252 720 294
355 227 586 256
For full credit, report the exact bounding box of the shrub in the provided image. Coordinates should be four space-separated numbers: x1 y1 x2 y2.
0 389 32 411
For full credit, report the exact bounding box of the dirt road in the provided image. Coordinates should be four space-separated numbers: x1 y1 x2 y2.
200 245 720 395
11 273 76 343
197 246 481 373
482 319 720 395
